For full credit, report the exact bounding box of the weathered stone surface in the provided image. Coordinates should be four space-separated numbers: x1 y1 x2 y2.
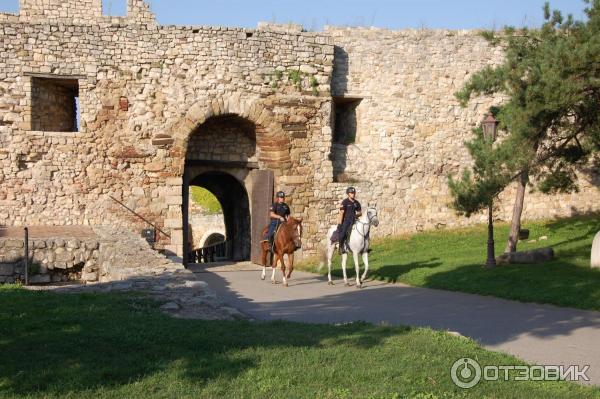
29 274 51 284
4 240 24 249
0 264 15 276
0 236 102 282
54 248 74 263
497 247 555 265
66 239 80 249
592 231 600 269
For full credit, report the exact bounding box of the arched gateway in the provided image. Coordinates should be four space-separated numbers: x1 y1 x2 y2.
182 114 275 265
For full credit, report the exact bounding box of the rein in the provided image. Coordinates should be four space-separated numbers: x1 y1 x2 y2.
354 209 377 239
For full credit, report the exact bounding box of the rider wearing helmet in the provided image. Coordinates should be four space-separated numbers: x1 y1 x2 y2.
336 187 362 254
265 191 291 248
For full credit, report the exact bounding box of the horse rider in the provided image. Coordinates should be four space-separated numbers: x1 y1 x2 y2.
265 191 291 251
336 187 362 254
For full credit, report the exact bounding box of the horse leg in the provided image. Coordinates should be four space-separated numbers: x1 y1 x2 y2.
286 252 294 279
327 242 335 285
280 254 288 287
353 251 362 288
261 244 267 280
341 252 349 286
361 252 370 282
271 253 278 284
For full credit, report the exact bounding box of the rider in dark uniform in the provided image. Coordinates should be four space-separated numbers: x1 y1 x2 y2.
336 187 362 254
265 191 290 249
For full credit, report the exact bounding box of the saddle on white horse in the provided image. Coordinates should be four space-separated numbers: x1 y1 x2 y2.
329 224 370 254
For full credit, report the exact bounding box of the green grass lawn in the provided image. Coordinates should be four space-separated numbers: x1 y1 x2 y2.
303 215 600 311
1 286 598 399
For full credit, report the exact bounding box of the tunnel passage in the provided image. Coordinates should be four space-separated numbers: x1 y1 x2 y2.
189 172 251 262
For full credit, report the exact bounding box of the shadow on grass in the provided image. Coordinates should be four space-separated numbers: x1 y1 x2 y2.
369 258 442 283
421 257 600 311
0 288 402 397
543 214 600 249
323 257 442 284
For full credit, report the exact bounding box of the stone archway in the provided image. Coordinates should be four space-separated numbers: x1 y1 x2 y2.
200 231 226 248
181 110 277 265
165 95 312 262
188 171 250 261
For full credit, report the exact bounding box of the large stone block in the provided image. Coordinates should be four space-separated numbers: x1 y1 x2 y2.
29 274 51 284
4 239 23 249
497 247 555 265
54 248 74 263
82 271 98 282
0 264 15 276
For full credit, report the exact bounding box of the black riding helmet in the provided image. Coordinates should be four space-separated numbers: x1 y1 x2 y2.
276 191 286 198
346 187 356 194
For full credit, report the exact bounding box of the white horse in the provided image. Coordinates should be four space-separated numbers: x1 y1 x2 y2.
322 206 379 288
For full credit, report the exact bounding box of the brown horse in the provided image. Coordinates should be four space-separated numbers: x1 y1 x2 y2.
260 217 303 287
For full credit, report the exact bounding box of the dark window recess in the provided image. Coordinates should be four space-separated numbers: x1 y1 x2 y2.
333 97 362 144
102 0 127 16
246 32 254 38
31 77 80 132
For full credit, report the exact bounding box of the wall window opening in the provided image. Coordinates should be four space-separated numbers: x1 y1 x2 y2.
31 77 80 132
333 97 362 145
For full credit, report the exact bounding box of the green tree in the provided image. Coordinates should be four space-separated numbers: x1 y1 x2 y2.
450 0 600 253
190 186 222 214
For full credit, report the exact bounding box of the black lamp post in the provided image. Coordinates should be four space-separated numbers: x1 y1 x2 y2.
482 112 499 268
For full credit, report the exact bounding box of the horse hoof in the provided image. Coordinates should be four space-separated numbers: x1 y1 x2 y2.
328 281 334 286
271 281 276 285
345 283 350 287
261 276 265 281
284 283 289 288
356 284 363 289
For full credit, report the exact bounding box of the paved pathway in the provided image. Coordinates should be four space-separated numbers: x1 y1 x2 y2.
192 263 600 386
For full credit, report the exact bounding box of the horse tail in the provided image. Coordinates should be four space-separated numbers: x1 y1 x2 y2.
318 244 327 271
318 227 334 271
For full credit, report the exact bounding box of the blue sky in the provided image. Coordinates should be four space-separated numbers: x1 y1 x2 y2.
0 0 589 30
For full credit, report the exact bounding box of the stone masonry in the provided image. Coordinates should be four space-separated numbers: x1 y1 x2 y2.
0 1 597 262
0 235 100 284
325 27 598 235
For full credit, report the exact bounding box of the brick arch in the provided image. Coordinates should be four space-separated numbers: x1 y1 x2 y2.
172 95 291 173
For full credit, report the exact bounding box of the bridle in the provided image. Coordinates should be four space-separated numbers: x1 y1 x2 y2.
355 208 378 238
285 217 303 244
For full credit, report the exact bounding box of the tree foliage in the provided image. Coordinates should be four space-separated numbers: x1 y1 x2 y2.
190 186 222 214
450 0 600 216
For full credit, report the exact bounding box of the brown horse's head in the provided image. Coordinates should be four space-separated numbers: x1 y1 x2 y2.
286 217 303 249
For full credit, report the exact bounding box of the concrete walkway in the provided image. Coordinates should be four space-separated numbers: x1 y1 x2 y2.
192 262 600 386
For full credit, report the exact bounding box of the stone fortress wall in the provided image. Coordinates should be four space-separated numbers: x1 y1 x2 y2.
0 0 335 257
325 27 599 235
0 0 597 260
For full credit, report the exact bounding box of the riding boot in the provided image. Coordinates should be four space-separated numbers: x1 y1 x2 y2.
338 238 346 255
268 235 275 253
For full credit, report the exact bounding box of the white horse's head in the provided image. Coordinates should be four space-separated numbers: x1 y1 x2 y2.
366 205 379 227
